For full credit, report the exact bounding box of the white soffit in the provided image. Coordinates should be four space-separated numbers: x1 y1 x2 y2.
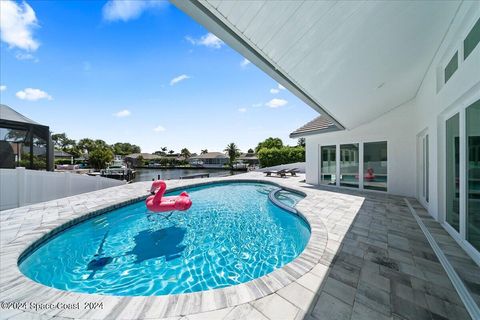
173 0 461 130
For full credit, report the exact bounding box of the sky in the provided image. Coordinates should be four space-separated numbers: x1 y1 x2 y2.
0 0 318 154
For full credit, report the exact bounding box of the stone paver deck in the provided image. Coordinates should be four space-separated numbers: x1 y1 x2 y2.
0 172 476 319
410 199 480 309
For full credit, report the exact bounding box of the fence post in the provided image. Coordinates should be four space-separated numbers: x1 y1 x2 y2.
65 172 72 197
96 175 101 190
17 167 27 207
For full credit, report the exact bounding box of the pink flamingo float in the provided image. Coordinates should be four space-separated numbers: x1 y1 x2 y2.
146 180 192 212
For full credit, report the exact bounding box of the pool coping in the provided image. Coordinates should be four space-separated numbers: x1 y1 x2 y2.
0 175 331 319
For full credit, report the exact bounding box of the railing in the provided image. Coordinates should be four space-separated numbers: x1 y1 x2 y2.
0 167 125 211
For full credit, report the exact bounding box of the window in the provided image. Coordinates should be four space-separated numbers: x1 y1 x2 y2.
466 99 480 251
444 51 458 83
464 17 480 60
446 113 460 231
363 141 387 191
340 144 359 188
320 145 336 185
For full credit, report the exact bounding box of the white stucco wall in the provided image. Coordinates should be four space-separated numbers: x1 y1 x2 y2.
305 0 480 219
306 99 417 197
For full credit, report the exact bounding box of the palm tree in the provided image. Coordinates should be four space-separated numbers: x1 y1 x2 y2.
201 149 208 154
224 143 240 168
180 148 191 160
161 147 167 152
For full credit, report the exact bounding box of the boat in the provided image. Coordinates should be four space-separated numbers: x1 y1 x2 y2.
101 156 136 182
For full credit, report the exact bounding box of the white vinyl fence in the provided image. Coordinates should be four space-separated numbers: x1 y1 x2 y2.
0 167 125 211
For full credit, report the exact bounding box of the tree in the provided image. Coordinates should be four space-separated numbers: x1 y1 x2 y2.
52 132 79 160
161 147 167 152
201 149 208 154
5 129 27 141
89 147 114 170
247 148 254 154
224 143 240 168
297 138 306 147
65 145 82 158
112 142 141 156
51 133 67 149
94 139 109 149
255 137 283 153
78 138 96 154
168 150 175 155
180 148 191 160
52 133 76 151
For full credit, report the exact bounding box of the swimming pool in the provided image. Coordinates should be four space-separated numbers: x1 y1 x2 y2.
19 182 310 296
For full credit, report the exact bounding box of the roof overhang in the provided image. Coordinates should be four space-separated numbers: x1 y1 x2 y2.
171 0 345 130
172 1 460 131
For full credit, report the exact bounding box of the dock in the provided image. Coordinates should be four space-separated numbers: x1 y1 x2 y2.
180 173 210 179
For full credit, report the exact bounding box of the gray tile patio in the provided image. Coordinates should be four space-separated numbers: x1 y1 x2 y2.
410 199 480 308
0 172 477 319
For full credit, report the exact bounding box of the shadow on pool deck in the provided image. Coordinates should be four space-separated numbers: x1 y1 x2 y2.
291 185 472 320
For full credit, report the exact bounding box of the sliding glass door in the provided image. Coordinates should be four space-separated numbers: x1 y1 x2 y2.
363 142 388 191
466 100 480 251
446 113 460 231
418 133 429 206
340 144 359 188
320 145 336 185
444 99 480 254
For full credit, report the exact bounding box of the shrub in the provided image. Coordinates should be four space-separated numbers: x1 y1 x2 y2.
257 146 305 168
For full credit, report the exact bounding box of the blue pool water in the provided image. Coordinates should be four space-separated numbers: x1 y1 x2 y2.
275 190 305 208
19 182 310 296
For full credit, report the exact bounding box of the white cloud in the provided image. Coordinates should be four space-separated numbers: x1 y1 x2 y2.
102 0 166 22
16 88 52 101
240 58 250 68
278 84 286 90
113 109 131 117
270 88 279 94
0 85 6 92
15 52 38 62
170 74 190 86
185 33 223 49
153 125 166 132
0 0 40 51
238 108 247 113
265 98 288 108
252 102 262 108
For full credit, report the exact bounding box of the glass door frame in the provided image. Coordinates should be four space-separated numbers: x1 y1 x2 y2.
318 140 390 192
417 129 430 208
441 91 480 264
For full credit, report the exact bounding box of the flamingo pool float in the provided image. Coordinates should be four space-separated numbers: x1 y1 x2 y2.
146 180 192 212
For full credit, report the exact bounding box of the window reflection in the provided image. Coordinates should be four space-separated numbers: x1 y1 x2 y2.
446 113 460 232
363 142 388 191
340 144 359 188
321 145 336 185
466 100 480 250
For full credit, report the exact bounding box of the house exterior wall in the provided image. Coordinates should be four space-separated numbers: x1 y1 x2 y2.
188 157 229 168
306 99 417 197
305 1 480 259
